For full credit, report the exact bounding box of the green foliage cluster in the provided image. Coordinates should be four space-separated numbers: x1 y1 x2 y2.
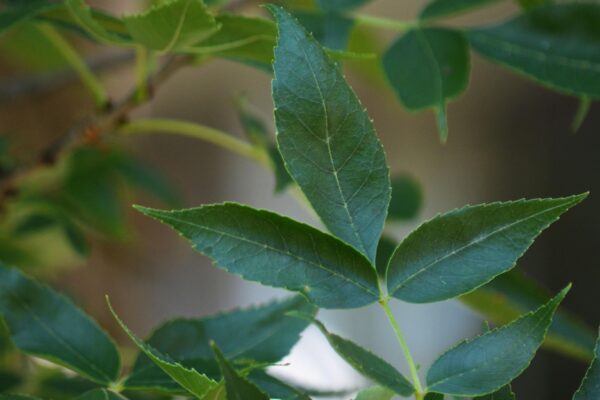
0 0 599 399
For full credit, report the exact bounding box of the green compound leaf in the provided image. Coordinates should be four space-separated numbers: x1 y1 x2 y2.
468 3 600 99
355 386 395 400
573 328 600 400
122 0 219 52
108 299 218 398
474 385 515 399
77 389 128 400
382 27 470 142
387 194 586 304
65 0 131 45
125 296 316 391
0 264 120 385
306 317 414 397
462 269 596 362
269 5 391 263
211 343 270 400
135 203 380 309
189 14 276 68
388 174 422 221
420 0 501 21
427 286 569 396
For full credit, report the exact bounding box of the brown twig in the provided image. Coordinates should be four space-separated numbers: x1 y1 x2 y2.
0 54 192 203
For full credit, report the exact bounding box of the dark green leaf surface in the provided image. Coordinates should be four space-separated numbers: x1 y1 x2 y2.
468 3 600 98
236 96 292 192
77 389 128 400
382 27 469 142
309 319 414 396
190 15 276 68
247 370 310 400
388 175 422 221
387 194 586 303
420 0 501 21
573 328 600 400
270 5 390 262
109 299 218 398
0 0 57 34
211 344 269 400
461 269 596 361
295 11 355 50
122 0 218 52
0 370 21 392
424 394 444 400
427 286 569 396
0 396 41 400
375 236 397 278
125 296 316 390
317 0 370 11
0 264 120 384
355 386 395 400
136 203 380 308
474 384 515 399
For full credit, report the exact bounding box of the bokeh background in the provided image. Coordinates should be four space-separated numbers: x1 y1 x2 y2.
1 0 599 399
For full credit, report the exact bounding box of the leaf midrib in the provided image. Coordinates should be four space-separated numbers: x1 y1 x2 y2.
0 279 114 383
471 31 600 73
154 212 378 297
288 26 370 259
391 201 571 295
428 303 554 390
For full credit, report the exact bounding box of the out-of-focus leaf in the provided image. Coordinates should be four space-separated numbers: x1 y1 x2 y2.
0 22 69 72
77 389 128 400
125 296 316 391
355 386 395 400
109 300 218 398
382 28 469 142
0 370 21 392
35 372 99 400
388 175 422 221
317 0 370 11
420 0 501 21
236 96 292 192
190 15 276 68
60 147 127 239
427 287 568 396
136 203 380 309
247 371 310 400
573 328 600 400
0 264 121 384
514 0 550 10
0 0 57 34
468 3 600 99
461 269 596 361
270 5 390 262
295 11 354 50
211 343 269 400
64 0 131 44
114 156 180 207
375 236 397 279
387 195 586 304
474 384 515 400
123 0 219 52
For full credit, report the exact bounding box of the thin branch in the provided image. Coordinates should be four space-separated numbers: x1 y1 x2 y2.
0 54 192 203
